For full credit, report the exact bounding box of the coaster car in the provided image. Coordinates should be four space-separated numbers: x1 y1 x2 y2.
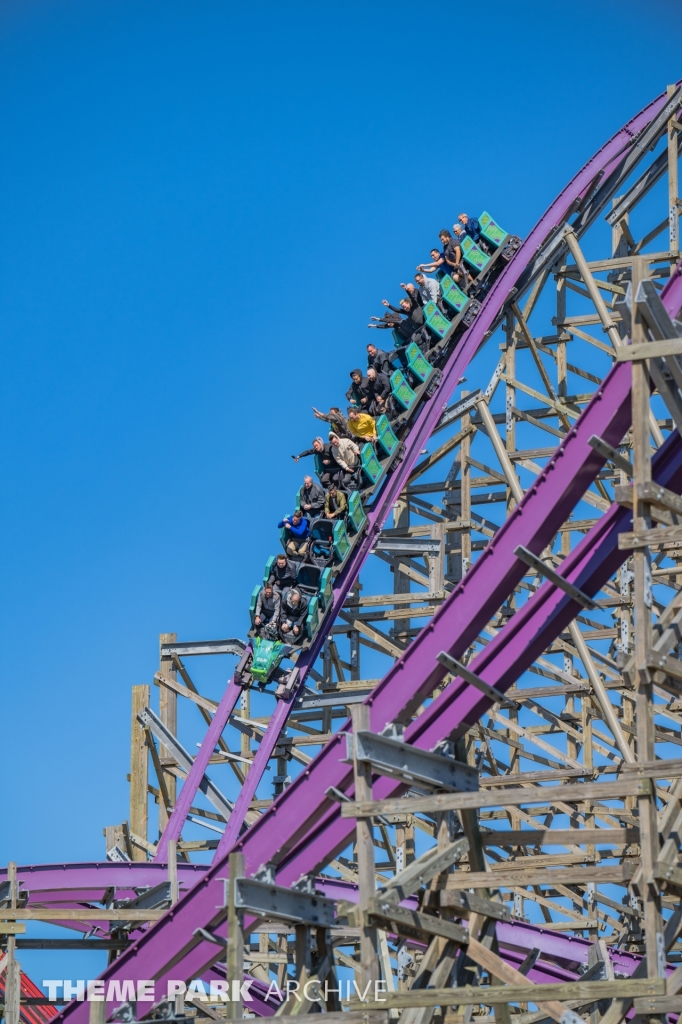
307 517 350 568
233 637 296 691
296 562 333 609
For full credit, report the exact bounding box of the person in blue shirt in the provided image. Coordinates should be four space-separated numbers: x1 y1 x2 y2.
457 213 482 243
278 510 310 558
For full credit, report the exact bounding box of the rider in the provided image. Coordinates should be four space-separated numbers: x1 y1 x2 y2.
279 587 309 644
253 583 280 638
292 437 336 486
299 476 325 517
278 510 310 558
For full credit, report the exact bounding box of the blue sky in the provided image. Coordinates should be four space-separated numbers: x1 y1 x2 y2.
1 0 682 986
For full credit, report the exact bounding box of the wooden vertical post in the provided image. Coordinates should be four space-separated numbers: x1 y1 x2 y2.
668 85 680 260
611 196 631 261
428 521 444 598
89 997 106 1024
158 633 177 831
239 687 251 760
130 683 150 860
351 703 379 990
631 256 664 988
5 862 20 1024
227 851 245 1020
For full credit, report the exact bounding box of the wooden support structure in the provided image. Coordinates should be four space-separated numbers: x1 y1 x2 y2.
15 82 682 1024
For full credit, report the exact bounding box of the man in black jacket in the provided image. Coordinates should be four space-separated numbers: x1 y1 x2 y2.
299 476 325 517
367 367 391 405
345 369 372 410
268 554 297 593
279 587 309 643
253 583 280 638
292 436 337 486
366 344 393 376
369 298 425 344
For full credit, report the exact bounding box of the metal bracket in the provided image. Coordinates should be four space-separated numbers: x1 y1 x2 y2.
372 536 442 555
193 927 224 947
253 863 276 885
352 729 478 792
514 545 597 610
437 651 517 709
380 721 405 742
637 279 682 341
325 785 350 805
560 1012 584 1024
588 434 633 476
106 844 131 864
234 877 336 927
113 882 171 912
291 874 317 895
435 389 483 431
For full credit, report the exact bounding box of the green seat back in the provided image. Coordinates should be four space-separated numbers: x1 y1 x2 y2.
422 300 449 339
406 341 432 383
249 584 260 627
263 555 276 585
319 567 333 608
479 211 507 248
376 415 398 458
347 490 367 534
461 235 490 272
333 520 351 563
295 487 301 511
361 442 383 485
305 595 320 641
390 369 416 411
440 273 469 313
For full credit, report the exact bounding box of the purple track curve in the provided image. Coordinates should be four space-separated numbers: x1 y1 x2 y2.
40 81 682 1022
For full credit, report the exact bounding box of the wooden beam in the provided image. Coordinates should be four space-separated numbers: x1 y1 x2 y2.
129 684 150 861
340 777 651 818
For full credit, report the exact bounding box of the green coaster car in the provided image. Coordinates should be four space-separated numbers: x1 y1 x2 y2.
250 637 290 683
234 637 298 694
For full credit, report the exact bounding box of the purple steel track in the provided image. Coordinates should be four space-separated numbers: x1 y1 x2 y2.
47 82 682 1022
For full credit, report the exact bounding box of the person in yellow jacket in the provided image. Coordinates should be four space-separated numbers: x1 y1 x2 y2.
347 408 378 442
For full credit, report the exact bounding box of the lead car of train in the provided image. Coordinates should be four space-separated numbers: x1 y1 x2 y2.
233 212 521 697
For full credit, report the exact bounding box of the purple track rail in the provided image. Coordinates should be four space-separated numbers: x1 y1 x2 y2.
49 83 682 1022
